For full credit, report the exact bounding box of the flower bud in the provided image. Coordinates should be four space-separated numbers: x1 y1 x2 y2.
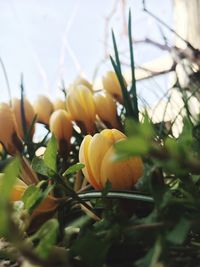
73 76 93 91
33 95 54 125
49 110 72 156
53 98 66 111
102 71 127 104
79 129 143 190
66 85 96 134
12 97 35 140
93 91 121 130
0 103 22 154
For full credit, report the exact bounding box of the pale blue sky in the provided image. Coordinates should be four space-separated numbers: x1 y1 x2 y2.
0 0 172 104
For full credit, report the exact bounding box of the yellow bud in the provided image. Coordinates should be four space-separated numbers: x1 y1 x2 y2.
79 129 143 190
73 76 93 91
33 95 54 125
102 71 127 104
0 103 22 155
93 91 121 130
49 110 72 155
53 98 66 111
66 85 96 134
12 97 35 139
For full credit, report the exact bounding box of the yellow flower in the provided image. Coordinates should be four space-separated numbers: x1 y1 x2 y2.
12 97 36 139
33 95 54 125
66 85 96 134
53 98 66 111
0 174 58 222
102 71 127 104
79 129 143 190
73 76 93 91
49 110 73 155
93 91 121 130
0 103 22 155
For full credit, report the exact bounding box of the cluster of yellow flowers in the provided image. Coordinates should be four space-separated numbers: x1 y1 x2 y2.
0 71 143 193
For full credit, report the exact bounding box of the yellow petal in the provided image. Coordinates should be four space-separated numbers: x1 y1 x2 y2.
88 133 113 187
0 175 27 202
49 110 72 143
100 146 143 189
33 95 54 125
66 85 96 134
102 71 126 104
73 76 93 91
100 128 126 143
11 185 26 201
94 92 120 129
53 99 66 111
12 97 35 139
79 135 101 189
129 156 144 184
0 103 21 155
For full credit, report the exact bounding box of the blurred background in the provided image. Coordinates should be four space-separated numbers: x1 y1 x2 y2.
0 0 172 103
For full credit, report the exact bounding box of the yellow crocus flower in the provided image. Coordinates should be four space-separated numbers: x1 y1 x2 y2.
49 110 72 155
73 76 93 91
102 71 127 104
0 103 22 155
53 98 66 111
33 95 54 125
66 85 96 134
12 97 35 139
79 129 143 190
93 91 121 130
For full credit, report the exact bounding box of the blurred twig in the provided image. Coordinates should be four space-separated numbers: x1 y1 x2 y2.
0 57 12 105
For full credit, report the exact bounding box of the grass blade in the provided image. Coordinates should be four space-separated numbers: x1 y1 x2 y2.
110 55 134 118
128 10 139 121
20 74 27 139
111 30 122 73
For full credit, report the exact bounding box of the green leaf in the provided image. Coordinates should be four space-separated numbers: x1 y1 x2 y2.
0 158 20 235
165 138 180 158
71 231 110 267
30 219 59 259
101 180 112 197
68 215 91 229
22 182 54 214
140 114 155 139
167 218 191 245
32 157 55 177
115 137 150 156
125 115 154 140
178 117 193 146
26 114 37 141
63 163 85 176
22 185 42 213
20 76 28 139
1 157 20 200
136 236 162 267
44 135 58 172
125 118 138 137
111 30 122 73
110 56 134 118
128 10 139 121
